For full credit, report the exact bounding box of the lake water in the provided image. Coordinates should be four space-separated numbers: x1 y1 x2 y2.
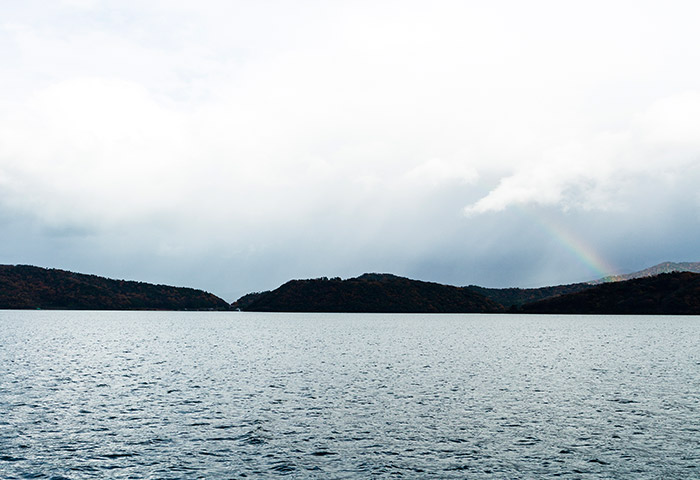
0 311 698 479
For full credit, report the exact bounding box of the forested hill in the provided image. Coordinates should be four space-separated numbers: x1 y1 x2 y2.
469 261 700 308
5 264 698 314
518 272 700 315
589 261 700 284
465 283 594 308
232 273 504 313
234 271 700 314
0 265 229 310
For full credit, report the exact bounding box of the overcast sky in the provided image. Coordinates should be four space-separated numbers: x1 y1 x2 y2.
1 0 699 300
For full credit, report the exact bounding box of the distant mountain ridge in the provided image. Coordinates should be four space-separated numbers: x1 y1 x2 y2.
590 261 700 284
0 265 229 310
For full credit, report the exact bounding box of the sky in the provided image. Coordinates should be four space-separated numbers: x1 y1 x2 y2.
1 0 699 301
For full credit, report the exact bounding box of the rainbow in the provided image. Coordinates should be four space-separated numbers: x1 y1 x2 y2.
520 207 618 281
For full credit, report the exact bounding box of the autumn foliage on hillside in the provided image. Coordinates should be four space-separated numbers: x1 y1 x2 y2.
0 265 229 310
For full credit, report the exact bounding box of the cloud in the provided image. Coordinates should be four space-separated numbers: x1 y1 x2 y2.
0 77 190 228
465 90 700 215
1 1 700 298
400 158 479 189
636 91 700 146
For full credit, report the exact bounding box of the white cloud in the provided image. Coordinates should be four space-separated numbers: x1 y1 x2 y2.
0 77 190 226
465 90 700 215
635 91 700 147
401 158 479 189
59 0 97 8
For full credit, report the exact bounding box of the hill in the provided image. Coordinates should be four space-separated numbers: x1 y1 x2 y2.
6 262 697 314
465 283 594 308
590 261 700 284
0 265 230 310
232 273 504 313
518 272 700 315
470 261 700 309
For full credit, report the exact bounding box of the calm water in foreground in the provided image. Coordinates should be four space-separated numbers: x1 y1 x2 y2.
0 311 698 479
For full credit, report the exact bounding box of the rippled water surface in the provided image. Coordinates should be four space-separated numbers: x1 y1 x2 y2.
1 311 699 479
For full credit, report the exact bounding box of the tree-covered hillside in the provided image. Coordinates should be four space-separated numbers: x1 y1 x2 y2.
0 265 229 310
518 272 700 315
232 273 504 313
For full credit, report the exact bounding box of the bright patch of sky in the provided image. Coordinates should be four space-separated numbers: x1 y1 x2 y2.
1 1 699 299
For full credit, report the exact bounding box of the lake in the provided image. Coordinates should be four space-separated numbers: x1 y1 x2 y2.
0 311 698 479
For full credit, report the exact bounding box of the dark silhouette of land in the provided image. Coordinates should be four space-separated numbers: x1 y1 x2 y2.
232 273 505 313
588 261 700 284
465 283 593 308
234 263 700 315
517 272 700 315
1 262 698 314
0 265 229 310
